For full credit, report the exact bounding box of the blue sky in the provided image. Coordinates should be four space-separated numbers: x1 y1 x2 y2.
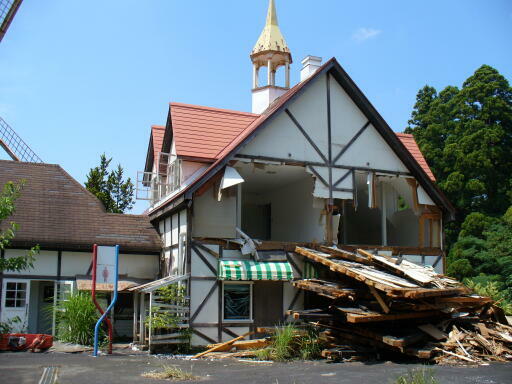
1 0 511 213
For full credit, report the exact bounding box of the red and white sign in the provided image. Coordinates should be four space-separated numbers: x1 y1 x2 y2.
96 246 117 286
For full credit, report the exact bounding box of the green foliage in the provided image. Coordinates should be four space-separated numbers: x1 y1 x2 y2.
85 153 135 213
146 284 187 330
448 209 512 311
255 324 323 361
0 181 39 272
145 284 190 350
392 368 439 384
465 280 512 315
0 316 22 334
53 292 105 346
406 65 512 246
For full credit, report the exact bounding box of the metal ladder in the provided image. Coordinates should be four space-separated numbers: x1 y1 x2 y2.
0 116 43 163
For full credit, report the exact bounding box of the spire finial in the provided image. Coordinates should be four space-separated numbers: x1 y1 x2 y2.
251 0 291 58
266 0 278 26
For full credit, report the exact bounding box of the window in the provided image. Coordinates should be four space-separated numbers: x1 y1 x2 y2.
223 283 252 321
5 282 27 308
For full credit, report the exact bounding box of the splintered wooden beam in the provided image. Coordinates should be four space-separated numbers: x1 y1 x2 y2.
295 246 467 299
193 331 254 359
357 249 435 286
334 306 443 323
417 324 448 341
292 280 361 300
369 286 390 314
318 245 372 265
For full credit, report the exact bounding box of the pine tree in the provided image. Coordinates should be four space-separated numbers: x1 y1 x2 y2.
406 65 512 221
85 154 135 213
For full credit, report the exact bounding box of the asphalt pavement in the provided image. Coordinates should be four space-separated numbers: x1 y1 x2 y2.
0 351 511 384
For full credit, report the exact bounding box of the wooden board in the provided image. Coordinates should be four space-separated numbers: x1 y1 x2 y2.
292 279 361 300
295 247 467 299
336 308 443 323
418 324 447 341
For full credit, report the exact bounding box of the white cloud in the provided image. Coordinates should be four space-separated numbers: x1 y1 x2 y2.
352 27 382 43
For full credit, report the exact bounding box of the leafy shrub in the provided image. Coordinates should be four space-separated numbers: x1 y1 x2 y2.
465 279 512 315
54 292 105 346
145 284 190 351
0 316 22 334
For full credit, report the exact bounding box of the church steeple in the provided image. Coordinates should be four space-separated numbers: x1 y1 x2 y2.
251 0 292 113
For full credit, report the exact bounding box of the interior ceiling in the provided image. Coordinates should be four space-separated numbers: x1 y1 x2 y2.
234 161 310 194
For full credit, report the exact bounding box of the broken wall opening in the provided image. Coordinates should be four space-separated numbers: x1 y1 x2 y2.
236 162 325 243
341 173 440 248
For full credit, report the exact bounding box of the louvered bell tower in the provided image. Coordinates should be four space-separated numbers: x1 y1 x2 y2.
251 0 292 114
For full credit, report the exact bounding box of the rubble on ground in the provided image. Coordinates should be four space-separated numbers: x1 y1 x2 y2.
195 244 512 364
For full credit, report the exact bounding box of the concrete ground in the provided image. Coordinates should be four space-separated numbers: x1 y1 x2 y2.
0 351 511 384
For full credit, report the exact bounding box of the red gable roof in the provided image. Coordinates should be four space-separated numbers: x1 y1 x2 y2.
151 125 165 168
147 58 450 218
396 133 435 181
170 102 259 160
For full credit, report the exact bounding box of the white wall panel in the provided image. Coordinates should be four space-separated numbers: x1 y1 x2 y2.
119 254 159 279
191 245 218 277
192 187 237 238
6 250 58 276
61 251 90 276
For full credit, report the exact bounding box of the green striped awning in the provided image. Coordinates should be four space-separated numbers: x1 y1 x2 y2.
218 260 293 281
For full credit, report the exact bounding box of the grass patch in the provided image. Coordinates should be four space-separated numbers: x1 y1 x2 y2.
142 365 198 381
392 368 439 384
254 324 323 362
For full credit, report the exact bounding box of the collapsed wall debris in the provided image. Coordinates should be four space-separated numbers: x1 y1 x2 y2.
289 246 512 364
190 240 511 364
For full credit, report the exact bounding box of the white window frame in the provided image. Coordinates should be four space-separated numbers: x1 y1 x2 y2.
4 281 28 308
222 281 253 323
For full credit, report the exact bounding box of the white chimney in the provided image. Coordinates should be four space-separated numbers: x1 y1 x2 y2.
300 55 322 81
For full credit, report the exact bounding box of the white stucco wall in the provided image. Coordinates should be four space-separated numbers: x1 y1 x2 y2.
5 250 58 276
192 186 237 238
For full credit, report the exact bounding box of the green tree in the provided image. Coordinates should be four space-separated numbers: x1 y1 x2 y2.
0 181 39 272
406 65 512 226
85 154 135 213
447 208 512 304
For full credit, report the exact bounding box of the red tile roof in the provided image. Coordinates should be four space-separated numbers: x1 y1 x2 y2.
170 102 259 160
151 125 165 169
396 133 435 181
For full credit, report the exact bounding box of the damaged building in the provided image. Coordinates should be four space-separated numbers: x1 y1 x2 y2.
133 0 455 348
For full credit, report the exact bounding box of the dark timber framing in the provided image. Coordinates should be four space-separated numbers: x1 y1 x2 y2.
155 58 454 222
234 154 411 177
332 121 371 165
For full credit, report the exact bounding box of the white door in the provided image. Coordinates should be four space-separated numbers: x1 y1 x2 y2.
51 280 74 336
1 279 31 333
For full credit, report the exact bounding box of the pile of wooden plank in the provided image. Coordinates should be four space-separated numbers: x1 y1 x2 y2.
290 246 512 364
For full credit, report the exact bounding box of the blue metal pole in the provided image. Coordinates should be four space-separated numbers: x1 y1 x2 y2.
93 245 119 357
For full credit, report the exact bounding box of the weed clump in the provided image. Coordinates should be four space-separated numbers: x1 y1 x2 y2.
255 324 323 361
393 367 439 384
142 365 197 381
